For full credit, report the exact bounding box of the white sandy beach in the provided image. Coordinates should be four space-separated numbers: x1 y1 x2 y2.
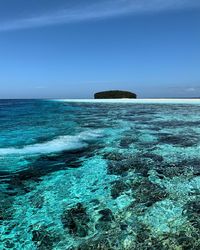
54 99 200 104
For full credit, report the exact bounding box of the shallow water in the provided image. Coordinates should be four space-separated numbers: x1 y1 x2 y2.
1 99 200 249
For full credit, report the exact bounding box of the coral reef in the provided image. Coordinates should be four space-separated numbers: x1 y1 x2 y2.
61 203 90 237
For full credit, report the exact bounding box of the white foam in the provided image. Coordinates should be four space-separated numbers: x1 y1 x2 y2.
78 130 103 141
0 130 103 156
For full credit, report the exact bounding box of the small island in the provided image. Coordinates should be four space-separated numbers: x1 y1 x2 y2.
94 90 137 99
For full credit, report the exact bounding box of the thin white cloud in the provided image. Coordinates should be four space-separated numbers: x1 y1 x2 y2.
0 0 199 31
185 87 197 92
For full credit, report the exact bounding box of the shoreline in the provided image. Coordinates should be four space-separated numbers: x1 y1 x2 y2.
53 98 200 104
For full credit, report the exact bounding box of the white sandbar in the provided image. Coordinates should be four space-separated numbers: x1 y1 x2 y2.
53 99 200 104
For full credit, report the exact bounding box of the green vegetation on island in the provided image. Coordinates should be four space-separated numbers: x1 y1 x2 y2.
94 90 137 99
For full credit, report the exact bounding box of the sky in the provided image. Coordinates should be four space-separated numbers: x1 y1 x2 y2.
0 0 200 98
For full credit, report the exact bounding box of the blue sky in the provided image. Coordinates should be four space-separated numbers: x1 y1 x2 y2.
0 0 200 98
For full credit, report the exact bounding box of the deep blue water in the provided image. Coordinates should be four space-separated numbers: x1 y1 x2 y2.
1 99 200 249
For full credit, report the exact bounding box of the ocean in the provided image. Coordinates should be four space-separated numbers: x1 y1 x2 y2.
1 99 200 249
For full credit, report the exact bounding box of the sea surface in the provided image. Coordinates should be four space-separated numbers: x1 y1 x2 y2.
1 99 200 249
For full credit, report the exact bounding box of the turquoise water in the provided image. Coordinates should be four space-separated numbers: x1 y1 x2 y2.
1 99 200 249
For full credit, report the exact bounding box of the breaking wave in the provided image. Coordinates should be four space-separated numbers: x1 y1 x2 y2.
0 130 103 156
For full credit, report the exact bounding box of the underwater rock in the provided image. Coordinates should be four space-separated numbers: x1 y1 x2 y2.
32 226 60 250
110 180 130 199
61 203 90 237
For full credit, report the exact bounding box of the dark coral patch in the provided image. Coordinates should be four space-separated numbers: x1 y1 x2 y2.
156 158 200 178
4 240 15 249
110 180 130 199
158 133 199 147
61 203 90 237
142 153 164 163
107 160 130 176
184 199 200 230
119 136 137 148
102 152 126 161
77 236 113 250
132 179 168 208
134 223 166 249
0 194 13 221
95 208 115 231
32 226 60 250
99 209 114 222
107 157 151 177
156 163 186 179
